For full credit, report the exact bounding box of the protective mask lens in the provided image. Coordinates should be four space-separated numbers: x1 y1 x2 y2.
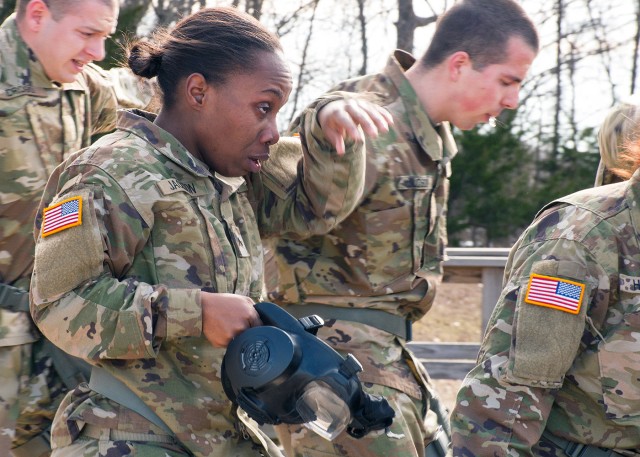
296 381 351 441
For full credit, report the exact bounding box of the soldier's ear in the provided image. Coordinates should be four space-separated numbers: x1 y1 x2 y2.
23 0 49 31
185 73 209 110
447 51 471 82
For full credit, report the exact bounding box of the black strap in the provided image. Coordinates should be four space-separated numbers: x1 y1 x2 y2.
0 282 30 313
89 366 174 435
541 430 625 457
282 304 412 341
40 339 91 390
425 428 449 457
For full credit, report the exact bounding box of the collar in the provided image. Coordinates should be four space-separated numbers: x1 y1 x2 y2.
115 109 247 199
382 50 457 164
627 168 640 234
116 109 213 179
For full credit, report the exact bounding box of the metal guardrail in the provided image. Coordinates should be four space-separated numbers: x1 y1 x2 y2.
410 247 510 379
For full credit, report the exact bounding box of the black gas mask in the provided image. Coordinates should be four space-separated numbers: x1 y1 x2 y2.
221 302 395 440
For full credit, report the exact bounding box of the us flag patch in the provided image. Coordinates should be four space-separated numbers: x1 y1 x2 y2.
42 196 82 237
524 273 585 314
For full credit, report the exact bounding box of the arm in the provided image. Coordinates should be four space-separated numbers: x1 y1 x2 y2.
450 211 602 456
256 94 391 239
30 164 200 361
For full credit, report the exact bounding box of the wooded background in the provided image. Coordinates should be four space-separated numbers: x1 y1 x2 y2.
2 0 637 247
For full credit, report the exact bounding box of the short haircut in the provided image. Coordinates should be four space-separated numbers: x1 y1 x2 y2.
420 0 539 70
127 7 282 109
16 0 116 21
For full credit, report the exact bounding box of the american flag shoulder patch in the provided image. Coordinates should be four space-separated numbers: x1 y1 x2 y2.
42 196 82 237
524 273 585 314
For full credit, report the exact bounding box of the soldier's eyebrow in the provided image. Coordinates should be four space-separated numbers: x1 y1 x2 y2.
80 25 115 37
263 88 285 100
503 74 523 84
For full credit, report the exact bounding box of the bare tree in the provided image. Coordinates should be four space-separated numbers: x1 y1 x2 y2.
287 0 321 125
631 0 640 94
356 0 368 75
152 0 203 27
230 0 265 20
551 0 564 159
395 0 437 53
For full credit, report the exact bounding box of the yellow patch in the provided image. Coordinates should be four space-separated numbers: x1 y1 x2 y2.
524 273 585 314
42 196 83 237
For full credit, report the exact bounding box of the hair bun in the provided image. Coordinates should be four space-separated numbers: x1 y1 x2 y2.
128 42 162 79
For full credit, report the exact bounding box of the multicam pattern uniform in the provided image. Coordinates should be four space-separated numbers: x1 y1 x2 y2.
30 109 366 457
268 50 457 457
0 14 143 453
450 169 640 456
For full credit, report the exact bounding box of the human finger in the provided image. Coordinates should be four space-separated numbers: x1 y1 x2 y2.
342 100 393 139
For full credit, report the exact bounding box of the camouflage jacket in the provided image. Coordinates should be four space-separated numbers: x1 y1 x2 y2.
30 109 366 456
451 170 640 456
0 15 119 346
269 50 458 321
266 51 457 397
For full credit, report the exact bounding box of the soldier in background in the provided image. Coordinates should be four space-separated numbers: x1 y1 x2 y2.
450 134 640 456
0 1 152 455
594 95 640 186
29 6 392 457
267 0 538 456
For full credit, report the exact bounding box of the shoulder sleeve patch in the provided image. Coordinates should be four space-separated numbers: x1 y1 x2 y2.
524 273 585 315
33 188 103 302
505 259 590 388
42 196 82 237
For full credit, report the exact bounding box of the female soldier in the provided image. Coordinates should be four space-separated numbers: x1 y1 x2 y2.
29 7 390 457
594 95 640 186
451 119 640 454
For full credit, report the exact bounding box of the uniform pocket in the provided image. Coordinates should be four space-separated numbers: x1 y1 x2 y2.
363 205 413 290
151 196 214 288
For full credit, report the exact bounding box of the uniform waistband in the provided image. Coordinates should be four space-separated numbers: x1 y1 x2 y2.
281 304 412 340
541 430 627 457
81 424 175 444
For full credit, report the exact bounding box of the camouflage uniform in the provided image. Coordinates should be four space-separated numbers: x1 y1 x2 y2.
30 107 366 457
450 168 640 456
0 13 153 457
268 50 457 457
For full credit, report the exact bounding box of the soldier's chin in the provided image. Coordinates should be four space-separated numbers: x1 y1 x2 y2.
52 68 79 84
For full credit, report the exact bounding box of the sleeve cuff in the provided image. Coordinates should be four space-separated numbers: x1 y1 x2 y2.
164 288 202 339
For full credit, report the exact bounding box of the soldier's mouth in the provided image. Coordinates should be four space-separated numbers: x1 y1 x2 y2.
72 60 88 71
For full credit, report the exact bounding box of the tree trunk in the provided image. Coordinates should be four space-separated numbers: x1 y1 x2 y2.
395 0 437 53
357 0 368 75
631 0 640 94
288 0 321 125
552 0 563 160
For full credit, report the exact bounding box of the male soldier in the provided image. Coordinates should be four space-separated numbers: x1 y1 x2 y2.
449 137 640 456
0 1 151 455
266 0 538 456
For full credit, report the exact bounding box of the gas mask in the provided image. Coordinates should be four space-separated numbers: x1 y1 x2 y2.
221 302 395 440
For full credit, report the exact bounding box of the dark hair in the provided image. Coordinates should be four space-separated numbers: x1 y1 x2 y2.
16 0 116 21
420 0 539 70
127 7 283 108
